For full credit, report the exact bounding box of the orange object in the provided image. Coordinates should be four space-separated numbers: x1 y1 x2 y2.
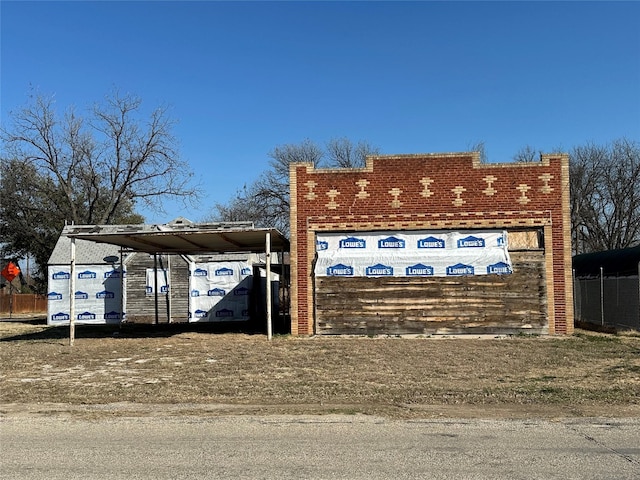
1 262 20 282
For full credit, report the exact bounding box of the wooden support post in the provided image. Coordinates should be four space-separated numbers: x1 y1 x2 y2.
266 232 272 341
69 236 76 346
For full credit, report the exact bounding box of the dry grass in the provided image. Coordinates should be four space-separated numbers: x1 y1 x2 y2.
1 319 639 418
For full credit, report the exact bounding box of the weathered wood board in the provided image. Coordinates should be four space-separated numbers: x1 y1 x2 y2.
315 251 547 335
125 254 190 323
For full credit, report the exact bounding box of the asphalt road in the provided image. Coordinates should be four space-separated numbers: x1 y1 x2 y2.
1 415 639 479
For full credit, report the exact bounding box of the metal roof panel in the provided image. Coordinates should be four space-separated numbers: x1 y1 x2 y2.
64 223 289 254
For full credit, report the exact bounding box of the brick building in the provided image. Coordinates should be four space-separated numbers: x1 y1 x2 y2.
289 151 573 336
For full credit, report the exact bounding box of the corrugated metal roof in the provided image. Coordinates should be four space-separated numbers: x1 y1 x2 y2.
61 221 289 256
573 245 640 277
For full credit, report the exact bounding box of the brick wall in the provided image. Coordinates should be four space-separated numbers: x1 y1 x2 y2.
289 152 573 335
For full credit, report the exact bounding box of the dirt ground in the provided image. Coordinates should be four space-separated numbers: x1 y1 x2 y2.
1 318 639 419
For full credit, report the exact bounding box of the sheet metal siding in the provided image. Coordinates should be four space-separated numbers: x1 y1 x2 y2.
315 251 547 335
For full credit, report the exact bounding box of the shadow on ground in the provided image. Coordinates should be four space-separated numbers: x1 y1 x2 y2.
0 318 282 342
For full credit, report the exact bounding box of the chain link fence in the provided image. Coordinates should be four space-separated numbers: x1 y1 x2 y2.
573 267 640 331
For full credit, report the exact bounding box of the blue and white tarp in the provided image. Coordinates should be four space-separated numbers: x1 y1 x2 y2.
47 265 126 324
189 261 254 322
315 230 512 278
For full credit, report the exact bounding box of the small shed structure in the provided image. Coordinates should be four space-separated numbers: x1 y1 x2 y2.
573 246 640 330
47 218 289 330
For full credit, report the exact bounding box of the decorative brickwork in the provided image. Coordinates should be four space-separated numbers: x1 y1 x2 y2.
289 152 574 335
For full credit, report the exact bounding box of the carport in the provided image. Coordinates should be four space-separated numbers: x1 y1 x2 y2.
65 220 289 343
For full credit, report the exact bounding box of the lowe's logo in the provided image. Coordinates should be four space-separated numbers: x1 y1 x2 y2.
77 311 96 320
457 236 485 248
52 312 70 321
194 309 208 318
215 267 234 276
339 237 366 249
161 285 169 293
447 263 475 276
215 309 234 318
104 270 124 279
75 291 89 300
326 264 354 276
96 290 115 299
497 235 506 247
52 271 70 280
417 236 445 249
208 288 226 297
378 236 405 249
104 311 122 320
191 290 200 297
487 262 512 275
406 264 434 276
241 267 252 276
234 287 250 296
48 292 63 300
78 270 96 279
366 263 394 276
316 240 329 251
193 268 208 277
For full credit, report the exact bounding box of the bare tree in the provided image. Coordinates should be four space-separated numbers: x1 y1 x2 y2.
0 90 197 290
512 145 541 163
268 139 324 178
209 140 324 235
512 145 566 163
209 137 379 235
1 91 197 225
570 138 640 254
508 139 639 253
466 140 489 163
326 137 380 168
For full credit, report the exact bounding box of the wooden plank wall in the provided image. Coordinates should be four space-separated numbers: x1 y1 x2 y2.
315 250 547 335
0 294 47 315
125 254 190 323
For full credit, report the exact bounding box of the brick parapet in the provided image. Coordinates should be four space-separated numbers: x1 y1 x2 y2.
290 152 573 335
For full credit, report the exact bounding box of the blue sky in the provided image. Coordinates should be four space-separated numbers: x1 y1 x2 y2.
2 1 639 224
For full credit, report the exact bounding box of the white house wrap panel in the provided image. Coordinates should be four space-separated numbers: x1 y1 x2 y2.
314 230 512 278
189 261 253 322
48 265 126 324
145 268 169 295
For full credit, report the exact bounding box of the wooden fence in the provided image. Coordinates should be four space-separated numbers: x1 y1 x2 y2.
0 294 47 315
